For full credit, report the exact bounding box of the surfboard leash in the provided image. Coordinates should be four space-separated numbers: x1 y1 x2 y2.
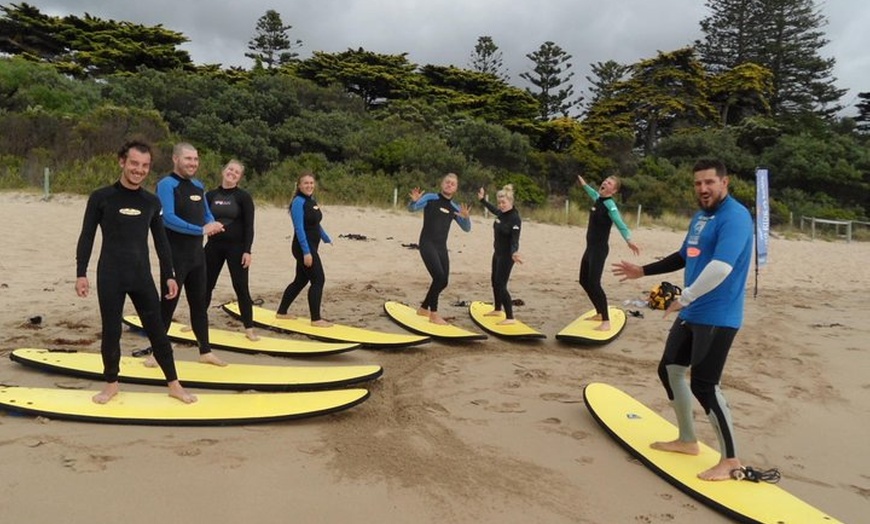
730 466 781 483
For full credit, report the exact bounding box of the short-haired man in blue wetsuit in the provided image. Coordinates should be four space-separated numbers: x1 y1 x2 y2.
75 139 196 404
613 158 754 481
155 142 227 366
408 173 471 325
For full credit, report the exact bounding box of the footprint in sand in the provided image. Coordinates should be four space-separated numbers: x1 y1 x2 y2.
540 392 581 403
62 453 118 473
485 402 526 413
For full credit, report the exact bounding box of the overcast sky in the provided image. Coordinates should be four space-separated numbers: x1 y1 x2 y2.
36 0 869 114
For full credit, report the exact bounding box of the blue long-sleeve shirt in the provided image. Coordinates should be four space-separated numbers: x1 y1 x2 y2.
290 193 331 256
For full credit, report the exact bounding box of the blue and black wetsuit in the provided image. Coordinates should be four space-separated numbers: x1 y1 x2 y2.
480 198 521 319
644 194 753 460
579 184 632 321
205 186 255 328
409 193 472 312
278 193 331 320
156 172 214 355
75 182 179 383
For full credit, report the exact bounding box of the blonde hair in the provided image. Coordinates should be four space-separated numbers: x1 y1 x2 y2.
496 184 515 204
223 158 245 174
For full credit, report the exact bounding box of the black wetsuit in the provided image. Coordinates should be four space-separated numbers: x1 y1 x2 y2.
205 186 255 328
278 193 331 321
156 172 213 354
408 193 472 312
579 186 632 321
75 182 179 383
481 199 521 319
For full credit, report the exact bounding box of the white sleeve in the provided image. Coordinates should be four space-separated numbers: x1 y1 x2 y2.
679 260 733 306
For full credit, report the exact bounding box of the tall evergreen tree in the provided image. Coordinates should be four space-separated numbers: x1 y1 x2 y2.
696 0 845 117
0 2 65 61
520 41 580 120
585 60 631 107
468 36 509 82
245 10 302 69
0 3 191 78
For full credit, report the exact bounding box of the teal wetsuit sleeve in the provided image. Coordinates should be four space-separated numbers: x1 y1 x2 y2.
290 196 311 255
450 201 471 232
604 199 632 242
157 177 204 235
408 192 438 212
582 184 600 201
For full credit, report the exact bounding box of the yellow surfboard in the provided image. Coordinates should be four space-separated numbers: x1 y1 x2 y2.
0 386 369 426
467 301 545 339
583 382 842 523
383 301 487 341
223 302 430 348
123 315 359 357
555 307 626 345
11 348 383 391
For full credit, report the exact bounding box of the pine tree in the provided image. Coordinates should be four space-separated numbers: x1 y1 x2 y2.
519 41 581 120
585 60 631 107
468 36 509 82
696 0 845 117
245 10 302 69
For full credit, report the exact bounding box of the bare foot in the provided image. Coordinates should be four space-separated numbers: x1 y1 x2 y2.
585 314 603 321
594 321 611 331
429 313 449 325
143 355 158 368
484 310 503 317
497 318 517 325
698 458 742 481
275 312 296 320
180 325 192 332
199 352 228 367
245 328 260 341
311 319 333 328
167 380 197 404
92 382 120 404
650 439 700 455
416 307 430 317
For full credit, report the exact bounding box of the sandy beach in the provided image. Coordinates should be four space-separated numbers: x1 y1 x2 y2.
0 190 867 523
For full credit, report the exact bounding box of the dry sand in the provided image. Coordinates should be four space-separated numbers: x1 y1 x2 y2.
0 190 867 523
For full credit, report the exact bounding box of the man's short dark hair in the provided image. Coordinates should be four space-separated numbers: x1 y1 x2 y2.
118 139 153 160
693 158 727 177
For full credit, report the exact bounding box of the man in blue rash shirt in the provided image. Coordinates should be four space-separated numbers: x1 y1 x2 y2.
155 142 227 366
408 173 471 325
75 139 196 404
613 159 753 481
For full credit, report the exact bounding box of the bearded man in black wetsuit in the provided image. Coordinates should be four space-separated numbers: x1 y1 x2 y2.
75 139 196 404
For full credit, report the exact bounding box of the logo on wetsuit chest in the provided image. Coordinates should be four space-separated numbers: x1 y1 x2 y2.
189 195 202 202
119 208 142 216
439 207 450 214
213 199 231 207
313 205 320 210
